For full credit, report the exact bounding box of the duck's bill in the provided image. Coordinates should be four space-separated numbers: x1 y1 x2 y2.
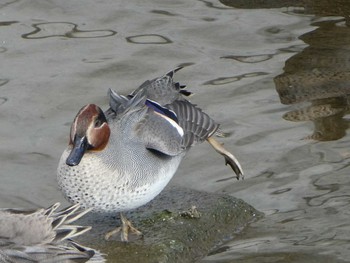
66 136 88 166
207 137 244 180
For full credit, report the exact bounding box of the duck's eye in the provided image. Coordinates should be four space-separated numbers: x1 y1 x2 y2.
94 119 103 127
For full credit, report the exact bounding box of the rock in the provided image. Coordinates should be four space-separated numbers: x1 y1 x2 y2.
75 186 262 263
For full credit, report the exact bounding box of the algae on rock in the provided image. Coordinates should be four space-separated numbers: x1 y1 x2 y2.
76 186 262 263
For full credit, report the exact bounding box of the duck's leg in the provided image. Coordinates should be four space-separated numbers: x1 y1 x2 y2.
207 137 244 180
104 212 143 242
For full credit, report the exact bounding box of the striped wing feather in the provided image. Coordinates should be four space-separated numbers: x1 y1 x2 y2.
167 100 219 148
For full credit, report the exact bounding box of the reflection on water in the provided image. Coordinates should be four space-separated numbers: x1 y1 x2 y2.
275 18 350 141
201 1 350 263
219 0 303 9
219 0 350 17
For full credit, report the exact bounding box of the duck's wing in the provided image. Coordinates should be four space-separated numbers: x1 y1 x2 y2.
129 67 191 105
135 99 219 156
107 87 147 119
168 101 244 179
135 99 185 157
167 100 219 148
0 203 101 263
138 99 244 179
107 68 191 118
107 88 131 115
109 69 243 178
0 204 59 246
0 203 91 246
0 244 96 263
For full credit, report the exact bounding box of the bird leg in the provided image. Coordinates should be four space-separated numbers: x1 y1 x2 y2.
104 212 143 242
207 136 244 180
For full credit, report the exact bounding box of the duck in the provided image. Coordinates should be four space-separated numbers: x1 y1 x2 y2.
0 202 104 262
57 67 243 242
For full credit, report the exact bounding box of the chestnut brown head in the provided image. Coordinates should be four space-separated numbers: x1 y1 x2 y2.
66 104 110 166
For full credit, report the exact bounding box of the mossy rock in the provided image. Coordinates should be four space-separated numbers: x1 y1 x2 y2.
76 186 262 263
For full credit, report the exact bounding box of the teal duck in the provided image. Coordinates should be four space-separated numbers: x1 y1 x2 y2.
57 68 243 241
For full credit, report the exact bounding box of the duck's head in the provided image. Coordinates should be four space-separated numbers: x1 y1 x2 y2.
66 104 110 166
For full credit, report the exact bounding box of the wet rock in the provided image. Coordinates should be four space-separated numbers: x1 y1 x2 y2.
76 186 262 263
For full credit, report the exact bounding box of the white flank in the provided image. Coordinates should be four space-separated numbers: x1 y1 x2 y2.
154 111 184 137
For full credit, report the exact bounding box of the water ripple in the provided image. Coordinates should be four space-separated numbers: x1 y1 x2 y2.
221 54 274 63
126 34 172 44
150 10 177 16
279 44 308 53
0 79 9 86
203 72 268 85
271 188 292 195
0 0 18 9
22 22 117 39
82 57 113 64
0 97 8 106
0 20 18 26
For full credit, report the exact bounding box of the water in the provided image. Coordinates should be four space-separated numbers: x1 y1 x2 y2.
1 0 350 262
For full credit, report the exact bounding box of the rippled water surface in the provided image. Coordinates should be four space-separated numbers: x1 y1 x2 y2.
1 0 350 262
